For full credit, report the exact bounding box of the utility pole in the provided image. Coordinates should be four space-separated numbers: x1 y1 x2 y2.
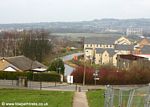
83 37 86 85
83 57 86 85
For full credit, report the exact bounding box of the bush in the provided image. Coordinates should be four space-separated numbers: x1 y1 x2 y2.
33 72 60 82
71 65 150 85
0 72 28 80
71 66 95 84
99 65 150 85
0 71 60 82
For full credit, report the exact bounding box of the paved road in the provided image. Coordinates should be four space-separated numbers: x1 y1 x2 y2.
62 52 83 76
0 80 105 91
73 92 89 107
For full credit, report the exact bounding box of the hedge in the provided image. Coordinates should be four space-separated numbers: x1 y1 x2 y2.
0 71 60 82
71 66 150 85
32 73 60 82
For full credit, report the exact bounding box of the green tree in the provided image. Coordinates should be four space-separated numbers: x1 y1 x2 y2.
48 58 65 75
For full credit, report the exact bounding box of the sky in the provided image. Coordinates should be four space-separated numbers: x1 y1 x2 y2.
0 0 150 24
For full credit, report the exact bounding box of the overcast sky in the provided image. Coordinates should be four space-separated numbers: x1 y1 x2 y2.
0 0 150 24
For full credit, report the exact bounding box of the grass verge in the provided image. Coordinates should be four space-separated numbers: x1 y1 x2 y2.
0 88 74 107
86 89 105 107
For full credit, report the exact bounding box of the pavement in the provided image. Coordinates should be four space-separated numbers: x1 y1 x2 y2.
73 92 89 107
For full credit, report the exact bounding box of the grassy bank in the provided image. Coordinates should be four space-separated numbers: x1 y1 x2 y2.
64 61 78 68
0 89 74 107
86 90 105 107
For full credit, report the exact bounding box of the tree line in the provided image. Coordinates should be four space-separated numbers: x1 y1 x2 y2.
0 29 53 62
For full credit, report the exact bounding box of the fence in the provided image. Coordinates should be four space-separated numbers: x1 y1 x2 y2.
104 84 150 107
0 79 60 90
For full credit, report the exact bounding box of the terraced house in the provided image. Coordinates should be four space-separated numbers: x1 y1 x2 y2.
84 36 150 66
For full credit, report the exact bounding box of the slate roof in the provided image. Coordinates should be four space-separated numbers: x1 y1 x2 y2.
126 36 142 43
141 45 150 54
96 48 106 53
115 45 134 51
4 56 47 71
136 37 150 44
84 36 121 45
96 48 116 56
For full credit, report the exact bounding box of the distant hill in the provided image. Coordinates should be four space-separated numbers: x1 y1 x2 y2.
1 18 150 33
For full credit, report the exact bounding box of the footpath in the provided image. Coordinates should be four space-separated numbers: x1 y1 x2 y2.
73 92 89 107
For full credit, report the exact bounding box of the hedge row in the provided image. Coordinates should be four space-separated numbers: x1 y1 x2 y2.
32 73 60 82
0 71 60 82
71 66 150 85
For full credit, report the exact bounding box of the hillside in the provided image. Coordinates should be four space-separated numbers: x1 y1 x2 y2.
1 18 150 33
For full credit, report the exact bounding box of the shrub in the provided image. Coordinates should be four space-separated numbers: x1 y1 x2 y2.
71 66 95 84
33 72 60 82
99 65 150 85
0 71 60 82
0 72 27 80
71 65 150 85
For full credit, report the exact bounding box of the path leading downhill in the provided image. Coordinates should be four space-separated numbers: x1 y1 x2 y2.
73 92 89 107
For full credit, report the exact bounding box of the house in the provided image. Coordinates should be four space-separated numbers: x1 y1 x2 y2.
137 38 150 47
95 48 116 65
126 27 143 36
0 56 47 72
114 36 132 45
115 45 134 54
134 42 150 54
84 36 116 50
117 54 150 70
84 36 134 66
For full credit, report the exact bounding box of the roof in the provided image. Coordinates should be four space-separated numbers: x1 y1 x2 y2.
137 38 150 45
115 45 134 51
141 45 150 54
96 48 115 56
3 56 47 71
84 36 121 45
126 36 142 43
134 54 150 61
119 54 144 60
119 54 150 61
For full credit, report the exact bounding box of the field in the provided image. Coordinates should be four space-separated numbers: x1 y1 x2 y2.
86 90 105 107
0 89 74 107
